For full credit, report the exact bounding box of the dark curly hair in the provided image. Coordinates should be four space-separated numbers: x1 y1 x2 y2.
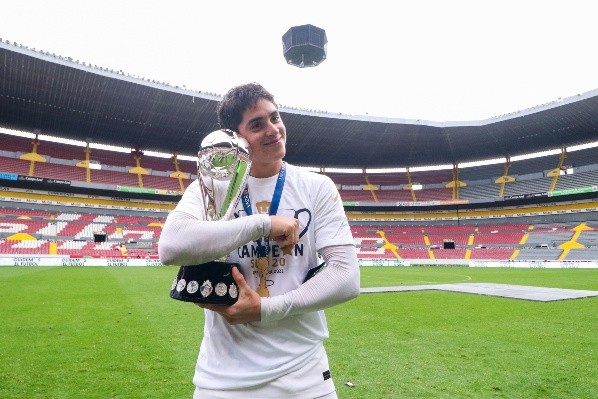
216 83 276 132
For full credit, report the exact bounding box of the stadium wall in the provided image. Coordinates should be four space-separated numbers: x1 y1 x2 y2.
1 256 596 268
358 258 598 268
0 255 163 267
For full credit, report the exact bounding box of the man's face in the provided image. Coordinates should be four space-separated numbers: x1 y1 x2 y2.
237 98 286 176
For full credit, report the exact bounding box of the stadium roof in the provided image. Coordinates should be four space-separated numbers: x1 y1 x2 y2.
2 41 598 169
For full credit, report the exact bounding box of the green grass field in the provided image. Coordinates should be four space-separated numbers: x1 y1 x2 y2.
1 266 596 398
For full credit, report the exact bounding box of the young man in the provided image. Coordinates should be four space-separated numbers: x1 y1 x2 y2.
159 82 360 398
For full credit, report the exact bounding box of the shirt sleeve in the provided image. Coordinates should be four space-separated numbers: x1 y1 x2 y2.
260 244 360 322
312 174 355 250
158 180 271 266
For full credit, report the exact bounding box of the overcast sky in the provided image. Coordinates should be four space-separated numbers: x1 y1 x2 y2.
2 0 598 122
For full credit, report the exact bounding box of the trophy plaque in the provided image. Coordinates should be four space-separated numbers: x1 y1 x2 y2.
170 129 251 305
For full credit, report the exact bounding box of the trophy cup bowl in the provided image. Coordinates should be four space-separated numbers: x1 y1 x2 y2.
170 129 251 305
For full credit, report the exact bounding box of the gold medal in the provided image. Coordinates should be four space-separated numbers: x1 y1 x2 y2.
256 256 270 297
257 256 269 270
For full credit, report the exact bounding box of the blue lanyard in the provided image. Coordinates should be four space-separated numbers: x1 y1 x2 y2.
241 162 286 257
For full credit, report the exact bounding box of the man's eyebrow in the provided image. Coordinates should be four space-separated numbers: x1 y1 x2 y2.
247 116 264 125
247 111 279 125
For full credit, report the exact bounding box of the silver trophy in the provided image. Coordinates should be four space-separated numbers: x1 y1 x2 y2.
170 129 251 304
197 129 251 221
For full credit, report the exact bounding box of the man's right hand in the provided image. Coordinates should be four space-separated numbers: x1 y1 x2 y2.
269 215 299 251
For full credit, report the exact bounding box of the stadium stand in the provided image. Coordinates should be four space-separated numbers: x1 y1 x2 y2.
33 161 88 182
349 215 598 262
81 146 137 168
35 137 83 160
367 172 409 185
374 189 414 202
1 154 598 261
2 184 597 261
329 145 598 204
0 135 598 260
141 174 184 190
0 131 198 191
338 189 375 202
458 162 505 182
0 197 167 258
0 155 30 175
1 132 33 153
412 188 453 201
409 170 454 185
469 248 516 260
509 154 561 176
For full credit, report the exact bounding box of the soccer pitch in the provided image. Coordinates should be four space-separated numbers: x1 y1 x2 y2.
1 266 596 398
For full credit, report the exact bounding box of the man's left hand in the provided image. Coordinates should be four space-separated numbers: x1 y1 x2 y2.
196 267 261 325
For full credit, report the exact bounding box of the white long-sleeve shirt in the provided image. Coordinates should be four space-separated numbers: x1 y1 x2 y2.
159 163 359 395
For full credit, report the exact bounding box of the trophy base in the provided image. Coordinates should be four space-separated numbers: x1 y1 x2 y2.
170 261 239 305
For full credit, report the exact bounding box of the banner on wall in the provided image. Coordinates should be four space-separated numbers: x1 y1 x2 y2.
549 186 597 197
356 258 598 268
11 175 72 186
0 186 173 213
504 192 548 200
0 256 164 267
2 256 597 268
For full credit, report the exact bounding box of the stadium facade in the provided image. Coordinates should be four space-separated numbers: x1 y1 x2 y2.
1 40 598 266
